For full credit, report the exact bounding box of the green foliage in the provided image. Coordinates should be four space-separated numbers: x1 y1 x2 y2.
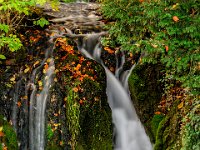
33 17 49 28
101 0 200 94
0 34 22 52
0 0 57 59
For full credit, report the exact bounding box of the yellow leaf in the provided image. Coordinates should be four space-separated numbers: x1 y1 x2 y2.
10 76 15 82
33 61 40 68
47 58 53 63
0 126 3 132
24 67 30 73
178 101 184 109
38 80 43 87
53 123 61 127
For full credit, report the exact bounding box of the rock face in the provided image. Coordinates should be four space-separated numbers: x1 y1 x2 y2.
128 63 200 150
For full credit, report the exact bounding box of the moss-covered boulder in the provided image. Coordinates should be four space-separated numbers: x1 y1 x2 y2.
0 115 18 150
128 62 200 150
45 36 113 150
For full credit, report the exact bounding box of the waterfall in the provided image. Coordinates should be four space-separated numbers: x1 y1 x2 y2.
29 38 55 150
74 32 153 149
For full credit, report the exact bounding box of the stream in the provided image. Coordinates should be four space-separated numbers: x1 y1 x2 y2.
8 1 152 150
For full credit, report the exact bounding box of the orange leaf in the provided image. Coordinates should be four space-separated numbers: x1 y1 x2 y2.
44 63 49 71
173 16 179 22
165 45 169 52
79 99 84 105
3 146 7 150
17 101 22 107
104 47 115 54
178 101 184 109
155 111 161 115
0 131 4 137
73 87 79 92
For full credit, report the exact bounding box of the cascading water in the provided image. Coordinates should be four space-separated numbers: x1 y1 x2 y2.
7 2 152 150
54 1 152 149
75 33 153 150
28 37 55 150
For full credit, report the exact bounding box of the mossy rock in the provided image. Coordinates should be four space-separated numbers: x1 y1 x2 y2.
78 103 113 150
154 100 183 150
0 115 18 150
128 63 163 142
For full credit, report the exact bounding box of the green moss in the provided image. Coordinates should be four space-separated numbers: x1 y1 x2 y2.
151 114 165 138
128 63 163 142
154 100 183 150
0 115 18 150
181 99 200 150
78 105 113 150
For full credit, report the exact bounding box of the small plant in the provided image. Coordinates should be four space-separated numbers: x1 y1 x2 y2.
0 0 57 59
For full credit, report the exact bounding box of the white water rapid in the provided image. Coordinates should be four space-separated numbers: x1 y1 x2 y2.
77 33 153 150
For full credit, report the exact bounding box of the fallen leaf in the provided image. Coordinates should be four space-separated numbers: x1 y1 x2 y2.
173 16 179 22
165 45 169 52
22 96 28 100
24 66 30 73
17 101 21 107
3 146 7 150
0 131 4 137
44 63 49 71
10 76 15 82
38 80 43 87
79 99 83 104
178 101 184 109
73 87 79 92
155 111 161 115
33 60 40 68
0 126 3 132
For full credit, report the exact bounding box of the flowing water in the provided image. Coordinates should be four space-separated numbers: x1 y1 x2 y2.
28 37 55 150
76 33 152 150
8 2 152 150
